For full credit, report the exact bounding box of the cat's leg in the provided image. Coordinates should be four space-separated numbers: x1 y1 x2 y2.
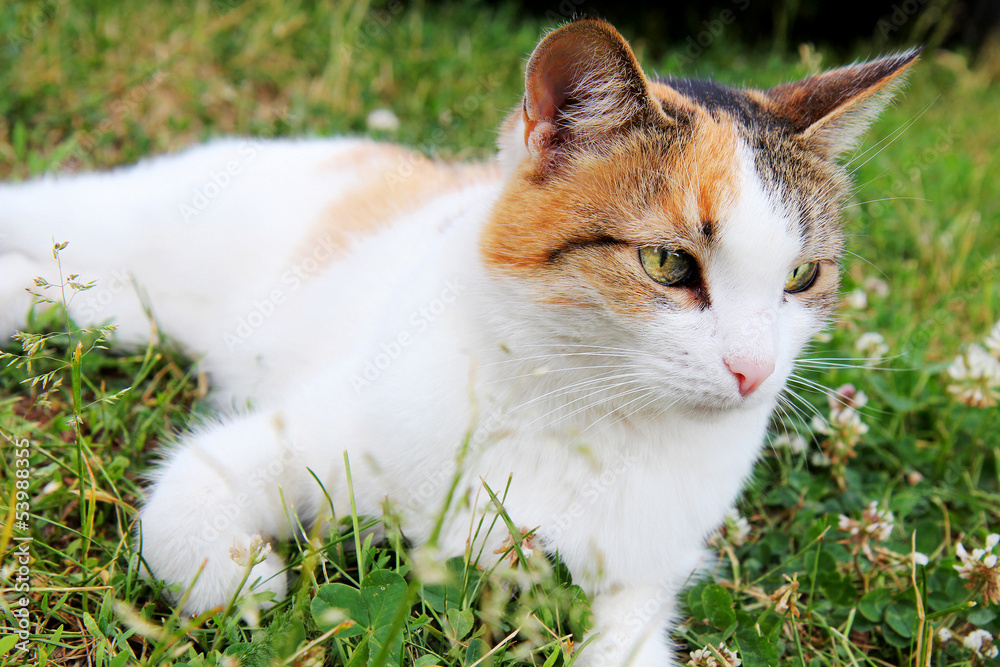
138 409 318 614
575 585 678 667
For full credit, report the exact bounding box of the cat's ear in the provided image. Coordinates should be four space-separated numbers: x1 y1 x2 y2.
517 19 663 170
765 49 921 159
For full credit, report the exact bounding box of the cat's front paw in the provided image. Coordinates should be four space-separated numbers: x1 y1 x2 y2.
139 526 287 615
571 585 676 666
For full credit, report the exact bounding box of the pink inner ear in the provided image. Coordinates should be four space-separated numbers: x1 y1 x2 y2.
526 50 577 123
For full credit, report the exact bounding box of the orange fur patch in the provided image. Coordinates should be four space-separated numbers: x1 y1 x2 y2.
299 143 499 262
481 103 741 317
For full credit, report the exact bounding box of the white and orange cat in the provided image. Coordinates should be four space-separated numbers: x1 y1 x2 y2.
0 20 916 666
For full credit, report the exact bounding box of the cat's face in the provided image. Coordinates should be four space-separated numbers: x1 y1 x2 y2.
482 20 917 411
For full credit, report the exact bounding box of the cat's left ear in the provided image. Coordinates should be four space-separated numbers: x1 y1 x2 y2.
765 49 921 159
516 19 665 171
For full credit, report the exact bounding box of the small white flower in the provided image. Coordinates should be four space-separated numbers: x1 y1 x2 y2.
855 331 889 361
687 643 741 667
863 277 890 298
912 552 929 566
772 433 807 453
985 319 1000 359
830 384 868 411
845 288 868 310
954 532 1000 606
963 629 997 658
862 501 895 541
948 345 1000 381
366 108 400 132
947 345 1000 408
838 514 858 535
707 509 751 548
937 626 953 643
963 629 989 651
809 451 831 467
229 534 272 568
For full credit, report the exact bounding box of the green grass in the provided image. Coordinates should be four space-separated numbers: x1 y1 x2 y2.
2 0 999 665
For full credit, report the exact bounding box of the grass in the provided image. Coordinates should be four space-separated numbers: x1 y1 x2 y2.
1 0 999 665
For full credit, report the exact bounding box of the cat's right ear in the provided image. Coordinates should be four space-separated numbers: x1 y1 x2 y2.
505 20 665 173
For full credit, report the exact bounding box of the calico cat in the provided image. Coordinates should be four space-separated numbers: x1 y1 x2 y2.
0 19 917 666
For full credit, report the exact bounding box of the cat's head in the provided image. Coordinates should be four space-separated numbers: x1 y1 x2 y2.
481 19 917 411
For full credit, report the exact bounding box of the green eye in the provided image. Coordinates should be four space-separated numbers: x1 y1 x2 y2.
785 262 819 293
639 245 697 286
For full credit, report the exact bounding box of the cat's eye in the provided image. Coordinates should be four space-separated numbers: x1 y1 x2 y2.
784 262 819 293
639 246 697 287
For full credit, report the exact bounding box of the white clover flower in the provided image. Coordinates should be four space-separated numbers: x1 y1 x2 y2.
687 643 741 667
772 433 807 453
838 501 894 559
963 629 997 658
229 534 272 568
809 450 831 467
985 319 1000 359
937 626 953 643
912 552 929 566
862 277 890 298
861 501 895 541
366 108 400 132
707 509 751 548
947 344 1000 408
855 331 889 361
845 288 868 310
954 532 1000 606
829 384 868 411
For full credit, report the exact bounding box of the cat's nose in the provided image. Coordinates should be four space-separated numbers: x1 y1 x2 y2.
725 358 775 397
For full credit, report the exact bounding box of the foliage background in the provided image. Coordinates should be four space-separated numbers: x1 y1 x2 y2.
0 0 998 665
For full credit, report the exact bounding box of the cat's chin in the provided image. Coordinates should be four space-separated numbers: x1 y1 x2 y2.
667 388 778 417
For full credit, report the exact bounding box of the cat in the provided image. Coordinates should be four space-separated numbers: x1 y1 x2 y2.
0 18 917 666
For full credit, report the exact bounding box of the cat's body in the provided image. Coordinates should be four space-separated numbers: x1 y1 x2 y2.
0 21 917 666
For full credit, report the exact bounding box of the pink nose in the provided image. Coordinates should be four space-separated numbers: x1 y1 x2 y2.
725 358 775 397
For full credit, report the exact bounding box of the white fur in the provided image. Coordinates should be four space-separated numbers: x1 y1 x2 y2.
0 133 819 666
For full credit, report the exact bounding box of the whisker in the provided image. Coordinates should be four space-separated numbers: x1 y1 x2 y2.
580 388 660 435
513 377 647 433
504 371 642 415
485 364 631 385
